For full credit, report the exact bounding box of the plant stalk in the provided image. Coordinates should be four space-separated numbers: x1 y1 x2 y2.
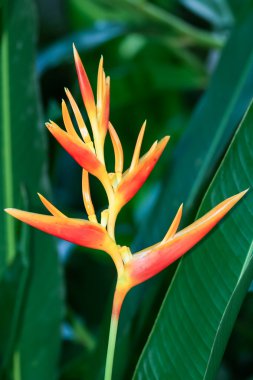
104 313 119 380
104 282 128 380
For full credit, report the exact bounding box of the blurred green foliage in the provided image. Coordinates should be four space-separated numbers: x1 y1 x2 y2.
1 0 253 379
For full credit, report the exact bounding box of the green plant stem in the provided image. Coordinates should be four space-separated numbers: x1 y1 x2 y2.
13 351 21 380
104 314 119 380
104 282 128 380
1 1 15 264
120 0 225 49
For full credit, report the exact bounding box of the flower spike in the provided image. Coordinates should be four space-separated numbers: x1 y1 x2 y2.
5 49 249 380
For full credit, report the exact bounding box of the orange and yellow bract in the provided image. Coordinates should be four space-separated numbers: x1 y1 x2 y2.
5 45 247 380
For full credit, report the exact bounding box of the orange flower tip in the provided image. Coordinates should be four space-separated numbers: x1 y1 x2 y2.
45 122 53 131
138 120 146 139
162 203 183 242
129 121 147 171
72 43 78 57
161 135 170 146
99 55 103 66
229 188 249 203
5 208 20 217
175 203 183 218
37 193 48 204
150 140 158 152
73 45 83 70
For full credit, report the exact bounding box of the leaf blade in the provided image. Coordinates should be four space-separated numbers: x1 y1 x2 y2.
133 97 253 379
0 1 63 379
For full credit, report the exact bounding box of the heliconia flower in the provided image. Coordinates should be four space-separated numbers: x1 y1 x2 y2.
43 48 170 226
5 190 247 312
5 47 248 380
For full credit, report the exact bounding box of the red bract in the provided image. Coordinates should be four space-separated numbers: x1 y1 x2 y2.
126 191 247 288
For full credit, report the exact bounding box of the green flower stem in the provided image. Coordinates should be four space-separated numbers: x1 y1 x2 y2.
104 282 128 380
120 0 225 49
104 313 119 380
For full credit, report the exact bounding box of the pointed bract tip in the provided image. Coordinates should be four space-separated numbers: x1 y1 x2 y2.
5 208 18 216
140 120 147 132
73 43 77 54
162 135 170 144
230 188 249 202
45 122 53 130
241 188 249 196
73 44 81 64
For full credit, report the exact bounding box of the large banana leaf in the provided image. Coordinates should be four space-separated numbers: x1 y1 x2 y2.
0 0 62 378
133 103 253 378
114 10 253 379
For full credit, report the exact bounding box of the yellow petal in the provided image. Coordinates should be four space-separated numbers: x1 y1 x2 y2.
162 204 183 242
64 87 91 143
129 121 146 172
108 122 124 175
82 169 97 222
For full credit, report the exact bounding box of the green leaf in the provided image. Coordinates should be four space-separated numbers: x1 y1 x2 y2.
179 0 234 28
37 22 127 76
133 102 253 378
135 10 253 249
0 0 63 378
